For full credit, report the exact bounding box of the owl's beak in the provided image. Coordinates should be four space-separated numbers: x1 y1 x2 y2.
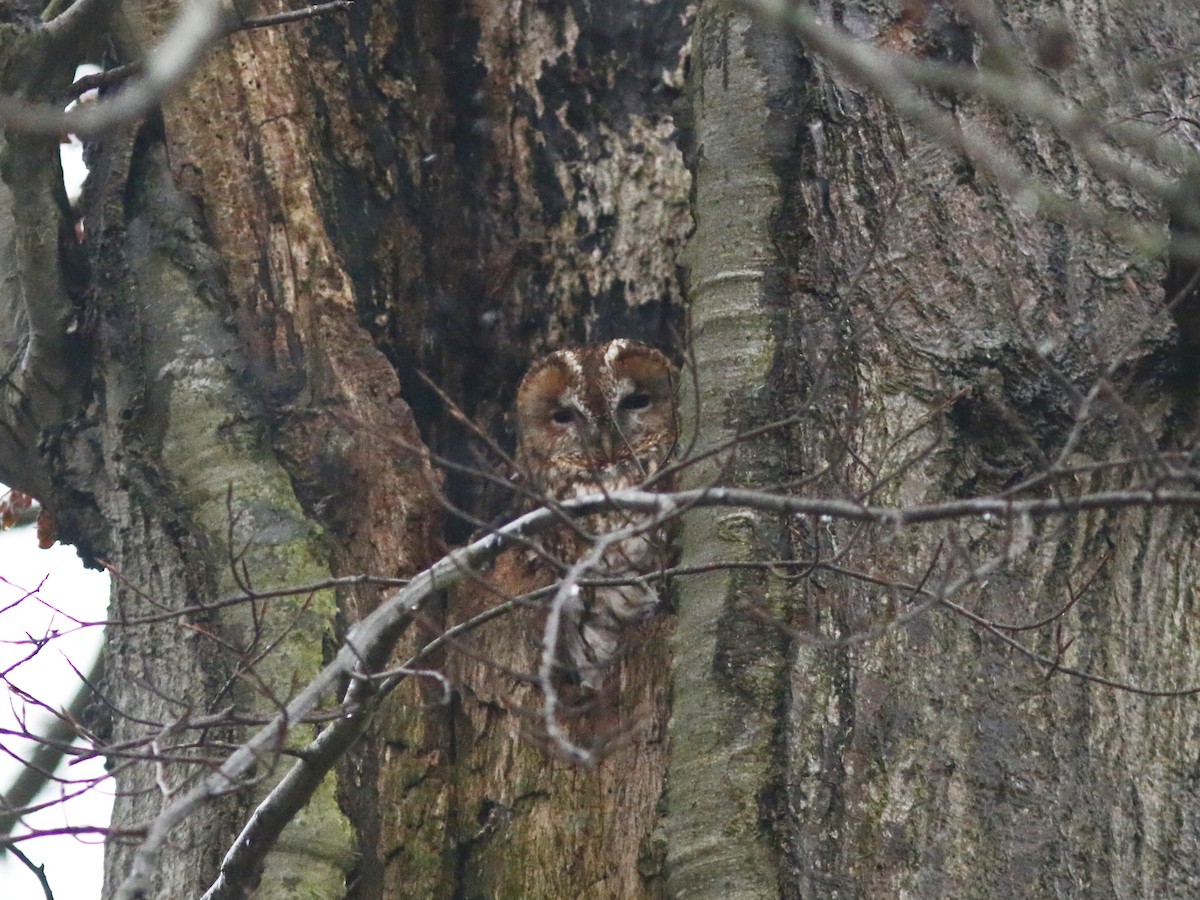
598 429 616 461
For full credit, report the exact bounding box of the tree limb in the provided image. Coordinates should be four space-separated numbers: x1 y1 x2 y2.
112 478 1200 897
0 652 103 841
0 0 354 136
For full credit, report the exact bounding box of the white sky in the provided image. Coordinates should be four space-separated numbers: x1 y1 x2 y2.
0 516 110 900
61 65 100 206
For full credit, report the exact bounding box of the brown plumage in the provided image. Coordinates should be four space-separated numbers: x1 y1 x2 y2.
514 340 678 688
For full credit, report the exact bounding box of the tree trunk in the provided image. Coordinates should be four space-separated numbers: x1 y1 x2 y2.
74 0 447 893
61 0 690 896
678 1 1200 897
5 0 1200 897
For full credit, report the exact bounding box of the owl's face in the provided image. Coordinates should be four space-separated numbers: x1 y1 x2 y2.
516 340 678 499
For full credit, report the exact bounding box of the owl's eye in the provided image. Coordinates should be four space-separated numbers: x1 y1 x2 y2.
618 392 651 411
551 407 575 425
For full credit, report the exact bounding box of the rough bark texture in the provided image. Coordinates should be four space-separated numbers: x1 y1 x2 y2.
679 1 1200 897
0 15 86 499
290 2 694 895
442 551 671 898
73 0 447 895
6 0 1200 897
667 9 792 898
71 0 690 896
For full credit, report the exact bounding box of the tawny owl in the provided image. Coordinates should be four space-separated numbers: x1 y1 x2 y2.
515 339 678 689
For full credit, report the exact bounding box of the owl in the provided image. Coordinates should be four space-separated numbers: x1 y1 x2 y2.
515 339 679 689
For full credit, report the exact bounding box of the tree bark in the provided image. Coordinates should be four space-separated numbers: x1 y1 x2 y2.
62 0 690 896
6 0 1200 897
667 9 793 897
68 0 449 894
678 1 1200 897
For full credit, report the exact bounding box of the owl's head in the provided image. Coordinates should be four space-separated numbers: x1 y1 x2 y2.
515 340 678 498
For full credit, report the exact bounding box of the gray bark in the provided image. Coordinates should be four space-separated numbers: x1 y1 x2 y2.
0 21 84 498
5 0 1200 897
667 9 792 898
677 1 1200 897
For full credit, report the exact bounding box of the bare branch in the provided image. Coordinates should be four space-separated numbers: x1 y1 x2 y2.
39 0 121 48
738 0 1200 261
0 651 102 840
111 499 577 900
238 0 352 32
0 0 229 137
5 843 55 899
110 472 1200 897
0 0 355 137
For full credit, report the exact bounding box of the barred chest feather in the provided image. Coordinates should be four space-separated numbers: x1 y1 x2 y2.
514 340 679 689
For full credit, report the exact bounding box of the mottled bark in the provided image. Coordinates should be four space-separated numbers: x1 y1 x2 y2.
83 97 363 900
0 12 88 498
71 0 446 894
336 1 693 894
667 9 792 898
74 0 692 896
7 0 1200 896
679 1 1200 897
